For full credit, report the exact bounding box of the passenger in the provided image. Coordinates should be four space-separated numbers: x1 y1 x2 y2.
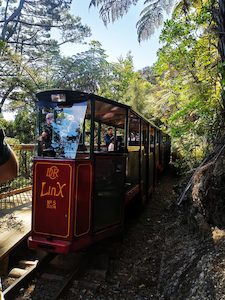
108 137 114 152
104 127 113 148
37 112 56 156
37 113 56 157
0 128 18 184
40 113 53 149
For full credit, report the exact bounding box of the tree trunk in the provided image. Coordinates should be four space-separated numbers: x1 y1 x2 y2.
217 0 225 112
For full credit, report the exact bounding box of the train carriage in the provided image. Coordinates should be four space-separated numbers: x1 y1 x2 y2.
28 90 170 254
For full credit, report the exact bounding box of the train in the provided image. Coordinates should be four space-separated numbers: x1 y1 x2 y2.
28 90 171 254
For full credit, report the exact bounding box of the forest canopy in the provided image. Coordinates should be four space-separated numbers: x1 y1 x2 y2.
0 0 224 170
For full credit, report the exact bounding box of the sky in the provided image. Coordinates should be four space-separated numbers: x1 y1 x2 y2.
61 0 163 70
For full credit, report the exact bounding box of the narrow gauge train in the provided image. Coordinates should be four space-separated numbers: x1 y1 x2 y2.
28 90 170 254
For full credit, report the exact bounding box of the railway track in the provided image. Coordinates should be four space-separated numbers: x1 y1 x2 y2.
3 252 53 300
2 245 91 300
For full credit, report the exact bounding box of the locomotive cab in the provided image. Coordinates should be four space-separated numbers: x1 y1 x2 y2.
28 90 126 253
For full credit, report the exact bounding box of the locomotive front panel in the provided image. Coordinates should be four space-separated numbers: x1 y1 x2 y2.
32 159 74 239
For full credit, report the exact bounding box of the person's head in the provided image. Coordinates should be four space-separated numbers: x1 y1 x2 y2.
107 127 113 136
46 113 54 125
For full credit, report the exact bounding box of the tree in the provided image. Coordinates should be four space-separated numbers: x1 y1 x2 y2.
12 107 36 143
3 41 113 133
123 73 151 115
89 0 225 109
213 0 225 111
0 0 91 111
0 0 91 46
52 41 111 92
89 0 173 42
99 53 135 100
99 53 151 115
143 4 221 167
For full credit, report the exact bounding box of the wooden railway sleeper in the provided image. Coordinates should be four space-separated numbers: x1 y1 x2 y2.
3 253 55 300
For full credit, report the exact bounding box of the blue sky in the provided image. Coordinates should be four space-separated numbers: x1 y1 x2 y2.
61 0 163 70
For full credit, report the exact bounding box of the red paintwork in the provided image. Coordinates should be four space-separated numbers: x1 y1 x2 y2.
28 236 72 253
32 159 74 238
28 224 123 253
29 145 162 254
74 164 92 237
29 158 94 254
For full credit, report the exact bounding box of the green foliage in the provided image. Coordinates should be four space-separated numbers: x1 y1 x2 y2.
99 54 135 101
89 0 173 42
0 0 91 45
13 108 36 143
52 41 111 92
89 1 225 168
0 115 9 130
0 0 223 177
144 3 221 169
121 74 151 117
99 53 152 116
0 116 19 141
0 0 91 110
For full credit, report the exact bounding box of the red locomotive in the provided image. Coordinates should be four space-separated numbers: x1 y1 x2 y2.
28 90 170 254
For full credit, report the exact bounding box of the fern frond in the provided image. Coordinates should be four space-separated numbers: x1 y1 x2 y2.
137 7 163 42
89 0 139 24
90 0 175 40
137 0 174 41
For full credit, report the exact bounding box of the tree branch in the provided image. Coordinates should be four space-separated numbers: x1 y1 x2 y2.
0 19 62 29
1 0 26 41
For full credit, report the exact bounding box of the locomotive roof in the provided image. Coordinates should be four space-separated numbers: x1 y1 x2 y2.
36 89 160 130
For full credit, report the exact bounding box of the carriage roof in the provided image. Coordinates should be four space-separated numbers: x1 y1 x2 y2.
36 89 160 130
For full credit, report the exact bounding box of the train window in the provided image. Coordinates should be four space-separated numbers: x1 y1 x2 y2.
51 94 66 103
150 127 155 152
155 129 159 144
94 100 126 129
142 122 148 153
128 113 140 147
38 101 87 159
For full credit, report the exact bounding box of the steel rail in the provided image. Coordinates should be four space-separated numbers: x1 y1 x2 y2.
52 253 90 300
3 253 55 300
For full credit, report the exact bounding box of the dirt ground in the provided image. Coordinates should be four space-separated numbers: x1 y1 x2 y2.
61 167 225 300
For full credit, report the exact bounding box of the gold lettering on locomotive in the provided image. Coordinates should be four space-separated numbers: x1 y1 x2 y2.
46 200 56 209
46 166 59 180
40 182 66 198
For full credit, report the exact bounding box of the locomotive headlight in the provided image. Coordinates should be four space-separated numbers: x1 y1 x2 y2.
51 94 66 103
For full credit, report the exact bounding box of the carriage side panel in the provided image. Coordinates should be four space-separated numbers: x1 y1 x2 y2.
93 155 126 232
74 162 93 237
